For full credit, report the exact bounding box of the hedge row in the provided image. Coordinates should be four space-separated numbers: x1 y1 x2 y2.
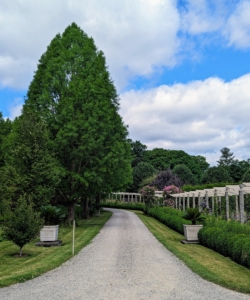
182 182 236 192
101 202 145 211
198 226 250 268
145 207 191 235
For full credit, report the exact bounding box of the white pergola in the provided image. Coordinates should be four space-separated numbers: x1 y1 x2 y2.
170 182 250 223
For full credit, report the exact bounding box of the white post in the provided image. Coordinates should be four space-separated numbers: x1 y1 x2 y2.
72 220 75 255
175 197 177 209
187 195 190 208
183 196 185 211
193 194 195 208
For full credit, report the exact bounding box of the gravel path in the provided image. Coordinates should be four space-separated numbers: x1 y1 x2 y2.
0 208 249 300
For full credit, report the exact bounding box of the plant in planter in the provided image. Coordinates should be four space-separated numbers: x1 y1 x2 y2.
39 205 66 242
182 208 206 243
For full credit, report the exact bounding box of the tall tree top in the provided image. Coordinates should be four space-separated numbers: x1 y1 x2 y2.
217 147 235 167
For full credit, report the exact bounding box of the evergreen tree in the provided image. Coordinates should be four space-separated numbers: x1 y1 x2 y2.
24 23 132 220
217 147 235 167
0 107 62 211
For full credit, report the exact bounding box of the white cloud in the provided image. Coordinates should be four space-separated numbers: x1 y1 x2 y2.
120 74 250 165
224 1 250 49
8 98 23 120
0 0 180 90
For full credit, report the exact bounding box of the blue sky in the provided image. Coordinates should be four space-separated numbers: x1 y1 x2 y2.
1 0 250 165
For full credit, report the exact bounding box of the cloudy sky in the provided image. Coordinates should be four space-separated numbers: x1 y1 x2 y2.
1 0 250 165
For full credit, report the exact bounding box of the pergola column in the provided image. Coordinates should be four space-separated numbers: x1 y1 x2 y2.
225 187 229 220
175 197 177 209
198 193 201 212
239 186 245 224
192 194 195 208
205 191 209 209
183 196 185 211
187 195 190 208
235 195 239 220
179 196 181 210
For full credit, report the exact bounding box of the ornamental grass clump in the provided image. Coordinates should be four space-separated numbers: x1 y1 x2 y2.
182 208 206 225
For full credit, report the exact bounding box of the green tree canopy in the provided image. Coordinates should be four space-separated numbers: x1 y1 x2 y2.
201 166 233 184
24 23 132 220
129 162 156 192
172 164 197 185
242 168 250 182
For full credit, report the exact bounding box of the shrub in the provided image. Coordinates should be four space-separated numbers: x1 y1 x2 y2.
40 205 66 225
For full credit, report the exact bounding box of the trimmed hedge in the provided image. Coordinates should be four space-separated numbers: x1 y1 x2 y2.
198 224 250 268
101 202 145 211
145 207 191 235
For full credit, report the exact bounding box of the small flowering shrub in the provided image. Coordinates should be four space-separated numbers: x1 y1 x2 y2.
163 185 182 207
140 185 157 208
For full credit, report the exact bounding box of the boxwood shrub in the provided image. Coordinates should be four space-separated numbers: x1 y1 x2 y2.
145 207 191 235
198 225 250 268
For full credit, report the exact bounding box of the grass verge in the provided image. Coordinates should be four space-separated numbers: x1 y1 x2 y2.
0 211 112 288
135 211 250 294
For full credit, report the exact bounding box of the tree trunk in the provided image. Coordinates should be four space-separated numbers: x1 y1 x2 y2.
95 193 101 210
67 203 75 224
19 247 23 257
81 197 89 219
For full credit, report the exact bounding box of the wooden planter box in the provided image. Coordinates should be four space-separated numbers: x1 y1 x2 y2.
40 225 59 242
183 224 203 242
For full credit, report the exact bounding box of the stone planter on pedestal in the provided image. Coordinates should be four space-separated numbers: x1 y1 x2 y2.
182 224 203 244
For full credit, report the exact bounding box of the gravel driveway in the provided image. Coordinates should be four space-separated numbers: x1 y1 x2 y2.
0 208 249 300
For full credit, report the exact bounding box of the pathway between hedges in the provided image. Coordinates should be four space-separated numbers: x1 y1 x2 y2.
0 208 249 300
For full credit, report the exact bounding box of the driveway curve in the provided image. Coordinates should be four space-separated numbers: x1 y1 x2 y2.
0 208 249 300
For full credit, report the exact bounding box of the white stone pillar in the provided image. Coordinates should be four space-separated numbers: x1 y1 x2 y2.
183 196 185 211
187 195 190 208
175 197 177 209
193 194 195 208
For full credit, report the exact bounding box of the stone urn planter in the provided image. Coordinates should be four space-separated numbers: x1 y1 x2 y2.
40 225 59 242
183 224 203 243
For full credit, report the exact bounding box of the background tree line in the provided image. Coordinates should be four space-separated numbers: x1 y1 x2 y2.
127 141 250 192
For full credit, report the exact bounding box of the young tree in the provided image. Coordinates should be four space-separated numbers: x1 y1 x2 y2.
24 23 132 221
2 196 43 256
217 147 235 167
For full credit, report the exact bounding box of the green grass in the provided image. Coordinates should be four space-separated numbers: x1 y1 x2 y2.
0 211 112 288
135 211 250 294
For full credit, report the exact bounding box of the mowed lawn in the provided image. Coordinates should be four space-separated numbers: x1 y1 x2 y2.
135 211 250 294
0 211 112 288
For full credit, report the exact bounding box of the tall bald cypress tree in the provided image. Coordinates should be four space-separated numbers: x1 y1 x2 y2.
25 23 132 220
